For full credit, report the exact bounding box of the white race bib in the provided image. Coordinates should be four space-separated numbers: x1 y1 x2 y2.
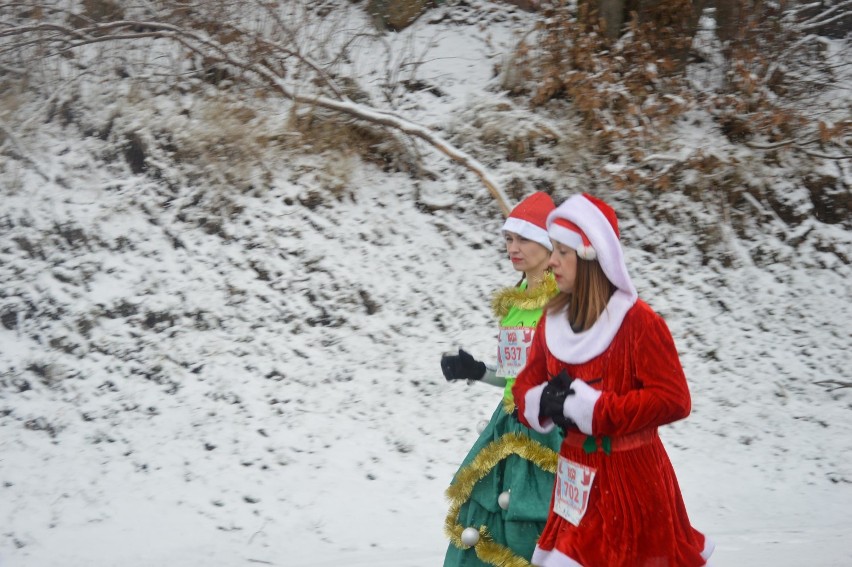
496 326 535 378
553 456 597 526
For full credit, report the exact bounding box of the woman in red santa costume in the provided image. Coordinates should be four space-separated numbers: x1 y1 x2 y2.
512 193 714 567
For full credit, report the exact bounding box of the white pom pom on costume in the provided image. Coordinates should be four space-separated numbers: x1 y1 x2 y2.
461 527 480 547
498 490 511 510
476 419 489 434
577 245 597 261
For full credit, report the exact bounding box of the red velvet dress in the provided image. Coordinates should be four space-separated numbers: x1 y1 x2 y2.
512 300 712 567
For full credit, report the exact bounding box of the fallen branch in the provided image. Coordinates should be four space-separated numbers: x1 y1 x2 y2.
814 379 852 391
745 139 851 161
1 16 513 216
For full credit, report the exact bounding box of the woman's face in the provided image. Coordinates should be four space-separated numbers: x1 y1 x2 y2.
504 232 551 275
548 241 578 293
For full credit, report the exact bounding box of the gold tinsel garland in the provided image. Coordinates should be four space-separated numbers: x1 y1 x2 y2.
444 432 559 567
501 395 515 416
490 274 558 319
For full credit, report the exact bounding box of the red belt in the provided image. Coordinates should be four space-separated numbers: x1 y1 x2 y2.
563 428 658 454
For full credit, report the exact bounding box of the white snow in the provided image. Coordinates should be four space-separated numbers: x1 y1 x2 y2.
1 2 850 566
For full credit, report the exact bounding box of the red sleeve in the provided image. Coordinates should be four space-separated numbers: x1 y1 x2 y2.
512 314 550 428
593 308 692 436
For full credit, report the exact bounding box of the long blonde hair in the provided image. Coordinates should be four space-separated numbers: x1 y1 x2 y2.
546 257 616 332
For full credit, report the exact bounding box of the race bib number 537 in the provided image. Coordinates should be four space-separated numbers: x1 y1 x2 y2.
496 326 535 378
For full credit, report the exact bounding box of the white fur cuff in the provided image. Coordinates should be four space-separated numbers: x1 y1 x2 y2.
523 383 556 434
563 379 601 435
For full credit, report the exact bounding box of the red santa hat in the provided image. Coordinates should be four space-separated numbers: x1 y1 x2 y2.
546 193 633 294
501 191 556 251
547 194 619 261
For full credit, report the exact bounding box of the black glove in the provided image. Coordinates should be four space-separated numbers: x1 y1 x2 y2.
441 348 486 381
539 370 576 429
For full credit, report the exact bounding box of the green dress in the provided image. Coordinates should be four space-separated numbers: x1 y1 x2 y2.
444 276 563 567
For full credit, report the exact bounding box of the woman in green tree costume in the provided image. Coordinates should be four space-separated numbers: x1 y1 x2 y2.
442 192 563 567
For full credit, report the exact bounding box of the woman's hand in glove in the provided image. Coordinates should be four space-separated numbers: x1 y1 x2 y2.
540 370 576 429
440 348 486 381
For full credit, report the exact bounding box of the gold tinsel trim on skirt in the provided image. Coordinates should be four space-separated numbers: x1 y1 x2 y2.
444 431 559 567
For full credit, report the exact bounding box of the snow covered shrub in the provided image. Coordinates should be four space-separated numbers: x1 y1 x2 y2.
446 97 560 164
72 0 125 25
708 0 850 152
286 106 418 175
507 0 849 193
511 0 697 190
2 1 500 207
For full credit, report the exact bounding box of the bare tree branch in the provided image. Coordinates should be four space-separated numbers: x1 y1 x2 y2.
745 137 852 160
795 0 852 31
815 379 852 391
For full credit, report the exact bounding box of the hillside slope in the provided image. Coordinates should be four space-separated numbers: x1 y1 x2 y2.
1 1 851 565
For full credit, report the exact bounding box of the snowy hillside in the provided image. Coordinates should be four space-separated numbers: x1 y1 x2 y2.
1 1 851 566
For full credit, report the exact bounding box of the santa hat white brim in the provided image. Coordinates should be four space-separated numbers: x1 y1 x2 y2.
502 217 553 251
547 224 597 260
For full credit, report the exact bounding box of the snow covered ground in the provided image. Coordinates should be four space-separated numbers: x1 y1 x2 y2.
1 2 851 566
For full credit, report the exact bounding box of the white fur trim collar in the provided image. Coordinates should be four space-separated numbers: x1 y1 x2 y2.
545 289 637 363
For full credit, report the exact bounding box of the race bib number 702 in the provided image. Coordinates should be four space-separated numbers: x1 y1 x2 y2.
553 456 597 526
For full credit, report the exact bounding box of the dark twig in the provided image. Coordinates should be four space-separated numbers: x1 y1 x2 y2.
815 379 852 391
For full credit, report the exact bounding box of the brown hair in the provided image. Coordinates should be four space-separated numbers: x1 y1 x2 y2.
546 258 616 332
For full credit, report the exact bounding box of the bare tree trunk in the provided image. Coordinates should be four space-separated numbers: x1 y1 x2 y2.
578 0 628 39
581 0 701 58
715 0 747 46
631 0 702 68
367 0 433 31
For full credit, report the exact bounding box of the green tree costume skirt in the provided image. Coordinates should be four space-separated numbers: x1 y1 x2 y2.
444 402 564 566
